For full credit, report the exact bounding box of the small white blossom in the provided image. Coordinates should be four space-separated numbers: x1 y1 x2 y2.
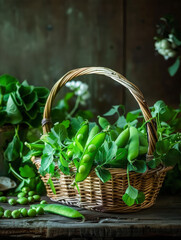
66 80 90 106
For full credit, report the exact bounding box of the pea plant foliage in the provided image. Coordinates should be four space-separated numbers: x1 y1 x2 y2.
25 100 181 206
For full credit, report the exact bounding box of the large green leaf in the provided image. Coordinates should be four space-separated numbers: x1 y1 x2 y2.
116 116 127 128
122 193 135 206
19 165 36 178
34 87 49 104
0 74 19 93
95 167 111 183
40 144 55 171
22 90 38 111
51 123 68 143
125 185 138 199
6 93 23 124
4 135 23 162
156 140 170 155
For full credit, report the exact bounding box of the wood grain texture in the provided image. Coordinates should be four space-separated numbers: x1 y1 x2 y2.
0 0 124 116
0 195 181 238
125 0 181 111
0 0 180 116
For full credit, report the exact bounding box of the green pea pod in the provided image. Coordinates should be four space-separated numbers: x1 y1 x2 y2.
138 132 148 147
127 126 139 162
85 124 100 146
98 116 110 129
115 128 130 148
31 204 84 219
75 123 89 152
75 132 106 182
139 146 148 155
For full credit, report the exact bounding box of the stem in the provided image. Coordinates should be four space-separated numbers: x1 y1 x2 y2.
67 96 81 119
139 117 156 131
9 163 24 182
127 167 130 186
15 125 20 139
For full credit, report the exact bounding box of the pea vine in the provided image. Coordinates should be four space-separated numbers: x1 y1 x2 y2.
23 100 180 206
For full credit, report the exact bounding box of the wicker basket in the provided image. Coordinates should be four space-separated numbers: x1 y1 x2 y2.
32 67 172 213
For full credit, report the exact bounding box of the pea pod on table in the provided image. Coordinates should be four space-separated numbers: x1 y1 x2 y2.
127 126 139 162
75 131 106 182
31 204 84 219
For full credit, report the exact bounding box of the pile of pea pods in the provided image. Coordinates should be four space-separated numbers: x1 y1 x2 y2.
65 116 149 183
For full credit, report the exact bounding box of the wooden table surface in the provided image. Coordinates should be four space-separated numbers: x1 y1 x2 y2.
0 195 181 239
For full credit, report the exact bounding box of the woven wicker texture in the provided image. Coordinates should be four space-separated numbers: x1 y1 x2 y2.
33 67 171 212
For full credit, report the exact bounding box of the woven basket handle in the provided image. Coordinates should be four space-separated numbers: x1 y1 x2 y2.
42 67 157 156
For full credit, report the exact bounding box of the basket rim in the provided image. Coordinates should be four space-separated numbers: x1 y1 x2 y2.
32 156 172 177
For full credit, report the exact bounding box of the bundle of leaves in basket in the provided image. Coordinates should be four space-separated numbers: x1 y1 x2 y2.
0 74 51 194
1 73 92 194
26 67 180 212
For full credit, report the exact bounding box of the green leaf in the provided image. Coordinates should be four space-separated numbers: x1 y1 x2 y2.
19 165 36 178
122 193 135 206
105 141 118 163
116 116 127 128
16 83 33 98
95 167 111 183
6 94 23 124
61 120 70 129
4 135 23 162
0 74 19 93
156 140 170 155
98 116 110 129
34 87 49 104
69 117 84 137
22 90 38 111
40 144 55 171
59 153 69 168
163 148 180 166
126 112 140 122
128 160 147 173
51 123 68 143
125 185 138 199
47 177 56 194
108 148 128 168
148 157 161 169
135 192 145 204
168 57 180 77
104 105 124 116
22 150 42 162
172 35 181 46
153 100 167 115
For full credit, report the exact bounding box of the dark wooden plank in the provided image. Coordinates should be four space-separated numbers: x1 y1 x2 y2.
0 195 181 238
125 0 181 112
0 0 124 116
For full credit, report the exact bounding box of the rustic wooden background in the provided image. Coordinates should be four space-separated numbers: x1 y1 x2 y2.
0 0 180 116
